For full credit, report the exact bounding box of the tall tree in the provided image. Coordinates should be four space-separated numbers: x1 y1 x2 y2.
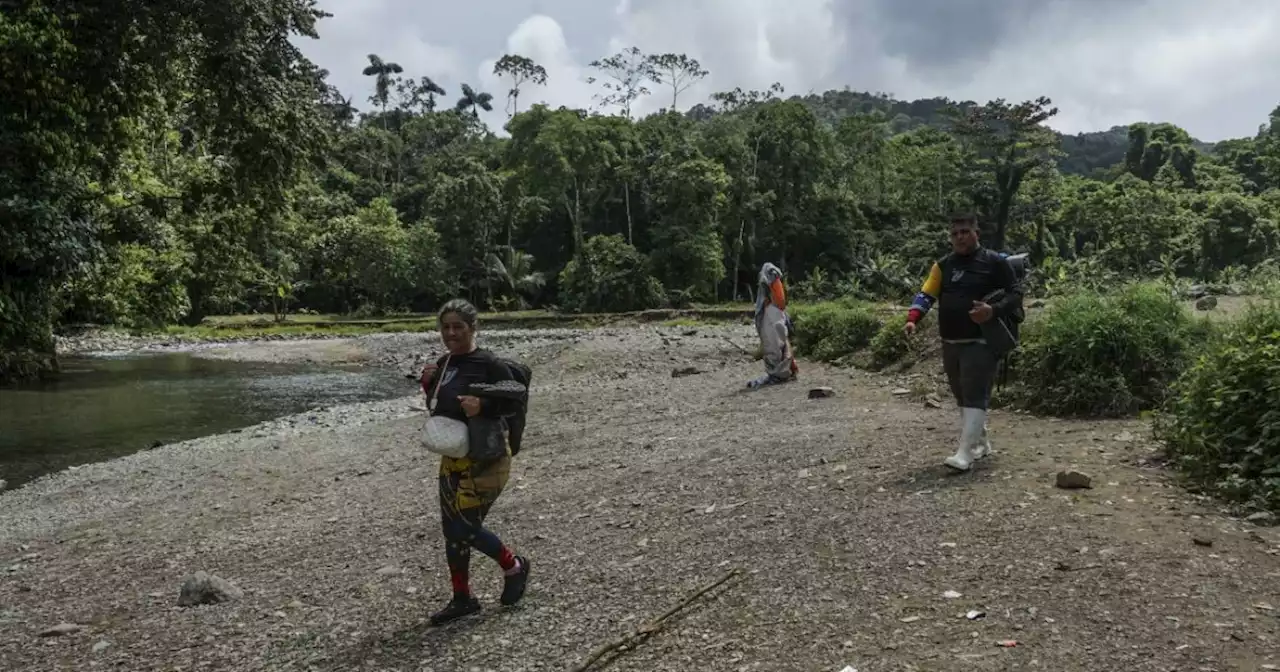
1125 122 1197 187
454 83 495 118
647 53 708 110
1254 104 1280 191
587 47 655 119
395 76 447 114
0 0 334 379
950 97 1061 251
493 54 548 118
361 54 404 114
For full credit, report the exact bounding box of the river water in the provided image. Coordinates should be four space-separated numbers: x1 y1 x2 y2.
0 351 413 489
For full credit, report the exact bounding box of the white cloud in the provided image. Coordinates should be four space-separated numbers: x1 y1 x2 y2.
298 0 1280 141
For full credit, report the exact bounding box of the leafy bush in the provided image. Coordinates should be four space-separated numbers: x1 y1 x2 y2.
867 313 929 370
790 299 882 362
1009 282 1205 417
558 234 666 313
65 243 192 329
1156 301 1280 510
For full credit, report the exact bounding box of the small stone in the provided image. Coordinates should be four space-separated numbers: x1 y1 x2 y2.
807 387 835 399
1113 431 1135 443
177 571 243 607
1192 536 1214 548
966 610 986 620
39 623 83 637
671 366 701 378
892 388 910 396
924 396 942 409
943 590 962 599
1055 470 1093 490
0 479 7 492
91 640 110 653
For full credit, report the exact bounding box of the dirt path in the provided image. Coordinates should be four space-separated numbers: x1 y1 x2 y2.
3 325 1279 672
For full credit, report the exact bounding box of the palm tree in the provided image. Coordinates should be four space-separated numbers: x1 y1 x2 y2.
331 94 357 125
454 83 494 118
479 247 545 309
418 77 447 112
362 54 403 115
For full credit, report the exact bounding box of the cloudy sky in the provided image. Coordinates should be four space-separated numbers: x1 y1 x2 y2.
296 0 1279 141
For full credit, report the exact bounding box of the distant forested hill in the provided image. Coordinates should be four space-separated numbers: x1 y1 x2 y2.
692 87 1219 177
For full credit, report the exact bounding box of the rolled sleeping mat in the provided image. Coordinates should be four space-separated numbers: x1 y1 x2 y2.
465 379 529 401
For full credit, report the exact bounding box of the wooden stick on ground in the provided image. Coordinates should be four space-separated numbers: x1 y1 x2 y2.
568 568 744 672
722 337 750 355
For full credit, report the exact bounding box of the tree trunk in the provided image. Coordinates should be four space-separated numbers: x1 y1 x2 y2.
625 182 634 245
732 218 746 301
1033 217 1047 265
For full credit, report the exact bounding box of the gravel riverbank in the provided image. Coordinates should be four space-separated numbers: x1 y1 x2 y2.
5 323 1280 671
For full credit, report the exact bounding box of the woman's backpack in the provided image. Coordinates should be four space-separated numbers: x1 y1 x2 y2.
501 358 532 456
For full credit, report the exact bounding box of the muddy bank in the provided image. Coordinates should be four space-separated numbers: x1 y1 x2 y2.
4 323 1280 672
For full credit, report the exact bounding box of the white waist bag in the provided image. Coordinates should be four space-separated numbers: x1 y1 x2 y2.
421 355 469 458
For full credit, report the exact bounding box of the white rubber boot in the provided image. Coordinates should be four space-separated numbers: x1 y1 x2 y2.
944 408 984 472
973 413 992 460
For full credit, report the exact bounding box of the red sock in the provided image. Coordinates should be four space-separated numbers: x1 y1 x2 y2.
450 567 470 596
496 547 518 572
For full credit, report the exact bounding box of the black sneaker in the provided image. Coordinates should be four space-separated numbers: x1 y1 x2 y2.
500 556 530 606
429 594 481 625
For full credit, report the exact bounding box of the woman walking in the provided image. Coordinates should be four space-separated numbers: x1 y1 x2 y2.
419 299 530 624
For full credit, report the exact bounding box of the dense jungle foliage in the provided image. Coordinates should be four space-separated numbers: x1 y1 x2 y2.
3 2 1280 384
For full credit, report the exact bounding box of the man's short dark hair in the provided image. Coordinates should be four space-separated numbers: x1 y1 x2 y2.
952 211 977 229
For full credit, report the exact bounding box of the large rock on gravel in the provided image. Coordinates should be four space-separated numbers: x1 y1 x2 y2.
1195 295 1218 311
177 571 243 607
1055 469 1093 490
39 622 84 637
0 478 7 492
1246 511 1277 525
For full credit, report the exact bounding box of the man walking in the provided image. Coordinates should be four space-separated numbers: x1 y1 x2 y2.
904 214 1023 472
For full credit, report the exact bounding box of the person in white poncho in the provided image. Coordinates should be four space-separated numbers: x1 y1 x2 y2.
748 262 799 389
